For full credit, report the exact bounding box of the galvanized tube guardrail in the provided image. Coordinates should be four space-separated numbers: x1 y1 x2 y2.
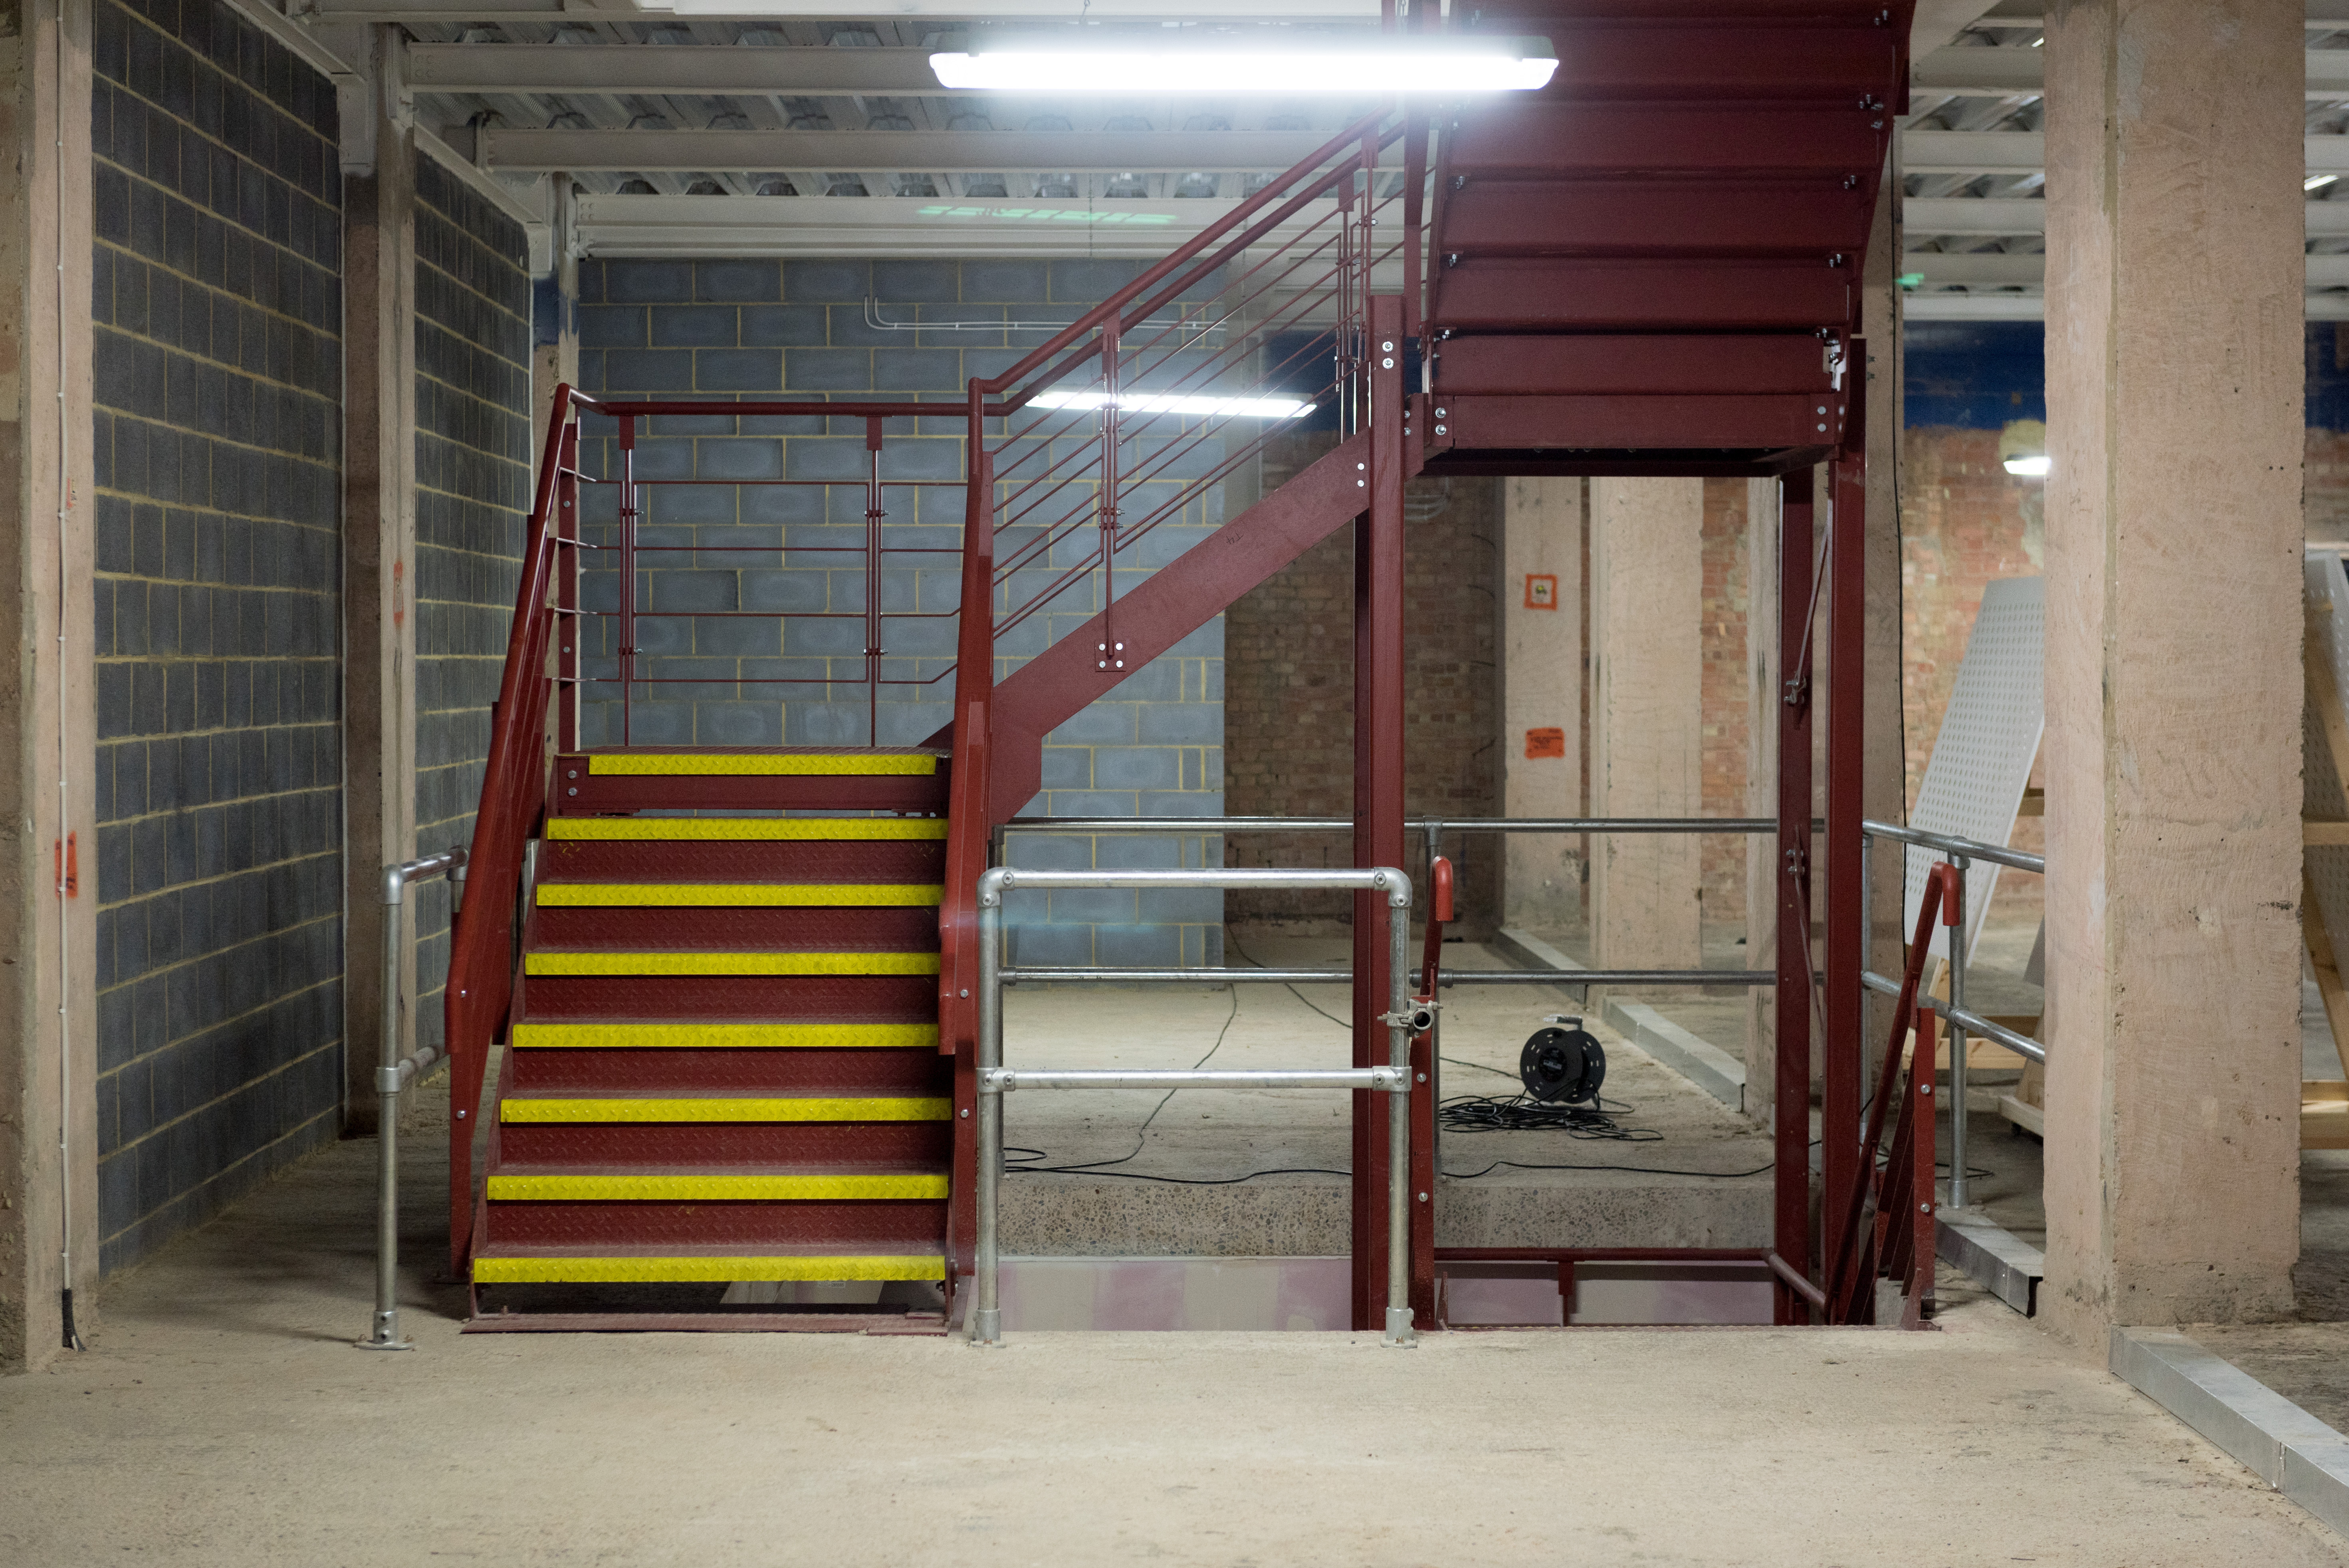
972 864 1416 1348
362 848 466 1352
1858 820 2048 1216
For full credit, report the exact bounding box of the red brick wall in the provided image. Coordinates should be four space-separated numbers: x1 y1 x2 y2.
2312 428 2349 543
1224 429 1503 935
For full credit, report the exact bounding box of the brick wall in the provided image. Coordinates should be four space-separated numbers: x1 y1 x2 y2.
88 0 343 1271
410 155 531 1056
1222 428 1503 937
575 257 1227 966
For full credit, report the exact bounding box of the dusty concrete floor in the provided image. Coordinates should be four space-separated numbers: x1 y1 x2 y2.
5 1114 2345 1567
1001 939 1772 1252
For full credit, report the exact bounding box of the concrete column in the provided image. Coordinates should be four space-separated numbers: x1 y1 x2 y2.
1501 478 1584 932
341 32 417 1131
2042 0 2304 1335
0 0 97 1369
1743 478 1781 1123
1860 162 1907 1053
1588 478 1704 972
531 176 578 452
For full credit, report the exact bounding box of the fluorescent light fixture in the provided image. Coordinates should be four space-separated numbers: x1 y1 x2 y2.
931 37 1557 95
1032 389 1314 419
2312 174 2340 192
2003 454 2051 478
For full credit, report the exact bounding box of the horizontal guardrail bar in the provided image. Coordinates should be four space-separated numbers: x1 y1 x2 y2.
999 815 1817 837
1947 1005 2048 1064
1003 966 1346 983
1863 971 2048 1064
983 1067 1405 1093
1445 969 1777 987
1862 818 2045 874
989 867 1402 892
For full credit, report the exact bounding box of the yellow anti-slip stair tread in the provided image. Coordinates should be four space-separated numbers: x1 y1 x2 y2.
510 1022 937 1049
536 883 942 908
500 1096 951 1122
524 952 940 977
485 1173 949 1201
474 1255 945 1285
588 754 936 777
545 817 948 841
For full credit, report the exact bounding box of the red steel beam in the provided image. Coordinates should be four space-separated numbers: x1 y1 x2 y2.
1429 394 1833 454
1431 260 1852 332
1822 350 1869 1304
1351 295 1409 1332
1774 466 1816 1324
1434 335 1833 398
1435 181 1874 259
1442 105 1885 177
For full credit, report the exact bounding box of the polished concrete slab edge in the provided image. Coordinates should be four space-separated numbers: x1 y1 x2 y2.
1602 1000 1747 1114
1487 928 1750 1115
1936 1207 2043 1316
2112 1326 2349 1537
1490 926 1586 986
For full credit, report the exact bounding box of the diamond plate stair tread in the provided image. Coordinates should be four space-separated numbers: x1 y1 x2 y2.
495 1123 950 1165
537 883 944 908
471 1251 948 1284
515 974 938 1019
505 1049 948 1095
527 908 938 950
536 839 944 880
485 1173 948 1201
545 816 947 840
523 951 940 976
500 1095 950 1122
510 1021 938 1049
586 752 938 776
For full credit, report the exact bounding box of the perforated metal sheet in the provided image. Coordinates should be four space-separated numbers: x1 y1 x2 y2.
1902 577 2044 965
2303 556 2349 992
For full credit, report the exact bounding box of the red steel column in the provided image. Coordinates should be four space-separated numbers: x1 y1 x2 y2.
1774 466 1816 1323
1351 295 1407 1330
1823 365 1870 1302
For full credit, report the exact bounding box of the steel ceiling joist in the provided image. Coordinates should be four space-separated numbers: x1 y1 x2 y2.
406 43 955 95
480 128 1397 173
1912 42 2349 97
1902 129 2349 173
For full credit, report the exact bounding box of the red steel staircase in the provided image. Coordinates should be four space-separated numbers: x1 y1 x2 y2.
466 753 954 1325
444 0 1919 1331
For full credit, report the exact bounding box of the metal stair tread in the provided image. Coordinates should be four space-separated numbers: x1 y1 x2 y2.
523 950 940 976
484 1172 949 1201
498 1094 951 1122
470 1250 948 1285
544 816 947 841
534 883 944 907
507 1021 940 1048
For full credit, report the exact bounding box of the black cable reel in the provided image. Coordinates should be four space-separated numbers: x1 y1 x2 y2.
1519 1016 1606 1105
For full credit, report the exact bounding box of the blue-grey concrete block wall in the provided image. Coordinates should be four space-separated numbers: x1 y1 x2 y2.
575 258 1227 967
410 155 531 1057
89 0 345 1272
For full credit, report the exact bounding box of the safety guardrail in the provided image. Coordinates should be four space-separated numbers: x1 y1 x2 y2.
1861 819 2048 1214
362 848 466 1352
970 864 1419 1348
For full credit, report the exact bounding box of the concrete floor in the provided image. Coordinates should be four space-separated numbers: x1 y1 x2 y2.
1001 938 1771 1255
4 1118 2344 1566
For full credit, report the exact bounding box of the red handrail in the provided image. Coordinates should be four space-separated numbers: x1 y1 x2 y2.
1822 859 1958 1323
444 383 579 1269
